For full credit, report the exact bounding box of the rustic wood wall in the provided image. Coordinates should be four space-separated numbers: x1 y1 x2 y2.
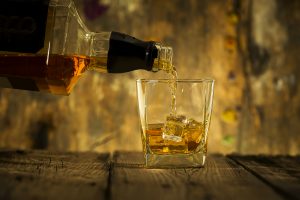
237 0 300 154
0 0 299 155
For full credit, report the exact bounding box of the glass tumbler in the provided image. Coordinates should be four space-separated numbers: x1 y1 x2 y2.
136 79 214 168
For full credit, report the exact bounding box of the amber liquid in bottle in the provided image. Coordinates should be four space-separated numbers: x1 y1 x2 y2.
0 54 107 95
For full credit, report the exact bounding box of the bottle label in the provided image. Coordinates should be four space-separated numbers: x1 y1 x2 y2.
0 0 49 53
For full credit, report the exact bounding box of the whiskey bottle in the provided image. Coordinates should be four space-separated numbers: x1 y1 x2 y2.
0 0 173 95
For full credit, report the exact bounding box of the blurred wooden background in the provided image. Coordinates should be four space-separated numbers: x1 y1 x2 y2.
0 0 299 155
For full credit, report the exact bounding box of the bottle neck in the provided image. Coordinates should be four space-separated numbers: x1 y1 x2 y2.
88 32 111 73
89 31 173 73
152 44 173 73
106 32 157 73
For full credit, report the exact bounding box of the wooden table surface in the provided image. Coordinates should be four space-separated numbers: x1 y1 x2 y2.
0 150 299 200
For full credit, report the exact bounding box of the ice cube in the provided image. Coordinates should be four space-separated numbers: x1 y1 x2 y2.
183 118 204 144
186 118 203 129
162 115 188 142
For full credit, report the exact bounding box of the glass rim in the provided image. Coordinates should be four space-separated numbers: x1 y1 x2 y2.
136 78 215 83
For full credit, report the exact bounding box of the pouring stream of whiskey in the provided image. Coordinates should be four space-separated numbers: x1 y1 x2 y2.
168 66 178 116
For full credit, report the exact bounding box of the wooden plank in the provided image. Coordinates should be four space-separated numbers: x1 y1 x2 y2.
0 149 110 200
229 155 300 200
109 152 283 200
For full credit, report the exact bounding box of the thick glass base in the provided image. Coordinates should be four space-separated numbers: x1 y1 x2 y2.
145 152 206 168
